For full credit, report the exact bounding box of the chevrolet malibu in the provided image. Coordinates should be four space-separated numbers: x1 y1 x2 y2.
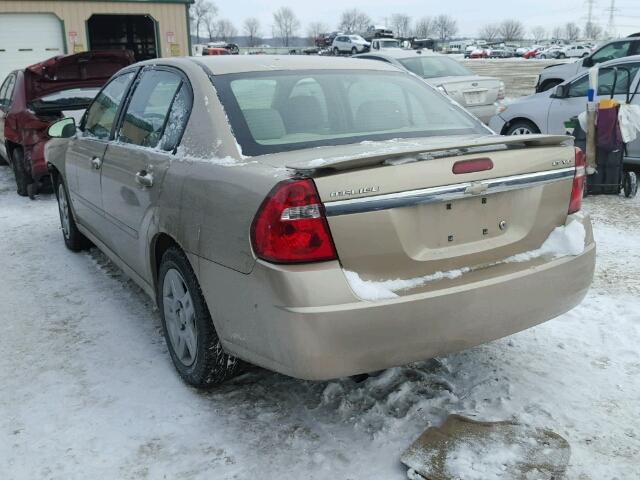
45 56 595 388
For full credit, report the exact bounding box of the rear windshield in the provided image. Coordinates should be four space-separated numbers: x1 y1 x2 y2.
399 56 474 79
213 70 485 156
29 88 100 112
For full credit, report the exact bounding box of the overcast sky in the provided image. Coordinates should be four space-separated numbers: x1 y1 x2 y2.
216 0 639 38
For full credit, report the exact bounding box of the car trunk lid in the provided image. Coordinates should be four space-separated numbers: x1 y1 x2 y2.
433 75 501 107
282 134 577 297
24 50 135 102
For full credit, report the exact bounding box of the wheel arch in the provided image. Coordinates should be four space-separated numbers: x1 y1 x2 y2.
150 232 193 292
500 117 541 135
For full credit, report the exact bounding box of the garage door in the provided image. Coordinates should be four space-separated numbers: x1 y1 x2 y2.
0 13 65 84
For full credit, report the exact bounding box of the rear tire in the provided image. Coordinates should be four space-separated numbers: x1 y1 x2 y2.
505 120 540 136
558 52 566 59
624 171 638 198
333 47 339 56
55 177 91 251
11 149 32 197
157 247 241 388
351 47 357 55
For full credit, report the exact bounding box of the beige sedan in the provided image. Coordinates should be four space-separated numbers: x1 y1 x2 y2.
45 56 595 388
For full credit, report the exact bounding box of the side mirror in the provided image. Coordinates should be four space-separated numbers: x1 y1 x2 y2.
48 117 76 138
552 84 569 99
582 56 593 68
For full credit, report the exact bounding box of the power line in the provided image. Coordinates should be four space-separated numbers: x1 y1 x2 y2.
606 0 617 37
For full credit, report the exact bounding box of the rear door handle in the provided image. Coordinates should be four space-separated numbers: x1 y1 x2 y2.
135 170 154 187
91 157 102 170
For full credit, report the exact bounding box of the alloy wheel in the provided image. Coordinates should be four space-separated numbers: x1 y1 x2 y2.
510 126 533 135
57 183 71 240
162 268 198 367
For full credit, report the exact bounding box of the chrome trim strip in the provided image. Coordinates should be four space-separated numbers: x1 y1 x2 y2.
324 167 575 217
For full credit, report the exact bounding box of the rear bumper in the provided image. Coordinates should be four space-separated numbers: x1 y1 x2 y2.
467 103 500 124
200 215 595 381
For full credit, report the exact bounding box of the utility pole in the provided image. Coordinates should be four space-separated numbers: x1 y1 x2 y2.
585 0 596 39
606 0 617 39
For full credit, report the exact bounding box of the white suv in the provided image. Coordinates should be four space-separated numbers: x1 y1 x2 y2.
332 35 370 55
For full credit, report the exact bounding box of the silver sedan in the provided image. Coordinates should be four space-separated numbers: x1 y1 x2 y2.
489 55 640 165
356 50 505 124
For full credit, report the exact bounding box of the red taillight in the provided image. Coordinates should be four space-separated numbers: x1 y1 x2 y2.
568 147 586 214
452 158 494 174
251 179 337 264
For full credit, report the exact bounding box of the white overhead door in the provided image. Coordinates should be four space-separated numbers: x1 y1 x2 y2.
0 13 65 83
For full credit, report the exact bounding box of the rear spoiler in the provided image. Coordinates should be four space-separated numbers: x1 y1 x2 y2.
286 134 574 172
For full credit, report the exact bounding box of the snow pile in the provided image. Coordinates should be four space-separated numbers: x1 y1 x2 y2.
344 268 471 301
444 437 524 480
345 221 586 301
505 220 586 263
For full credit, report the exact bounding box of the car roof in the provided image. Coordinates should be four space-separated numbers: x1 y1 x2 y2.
187 55 400 75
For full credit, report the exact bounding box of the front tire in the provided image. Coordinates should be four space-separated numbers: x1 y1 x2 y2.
351 47 357 55
333 47 339 56
157 247 241 388
558 52 566 59
505 120 540 136
55 177 91 251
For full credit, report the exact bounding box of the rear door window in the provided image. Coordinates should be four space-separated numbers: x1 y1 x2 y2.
567 64 640 97
84 71 136 139
117 69 183 149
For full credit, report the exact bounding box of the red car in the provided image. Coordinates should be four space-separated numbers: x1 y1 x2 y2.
469 48 489 59
0 50 134 197
523 48 541 59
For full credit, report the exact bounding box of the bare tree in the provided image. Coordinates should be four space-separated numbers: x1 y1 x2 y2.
243 17 261 47
272 6 300 47
478 23 501 42
190 0 217 44
530 26 546 42
414 17 436 39
215 19 237 42
204 12 216 41
307 21 328 41
434 14 458 42
565 22 580 41
551 25 563 40
584 22 602 40
499 19 524 41
337 8 371 34
390 13 411 39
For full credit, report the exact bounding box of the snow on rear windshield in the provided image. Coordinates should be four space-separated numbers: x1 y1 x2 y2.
214 70 485 156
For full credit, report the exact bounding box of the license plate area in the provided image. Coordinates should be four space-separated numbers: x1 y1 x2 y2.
463 90 487 106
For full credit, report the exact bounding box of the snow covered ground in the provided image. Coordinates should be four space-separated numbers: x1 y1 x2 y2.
0 158 639 479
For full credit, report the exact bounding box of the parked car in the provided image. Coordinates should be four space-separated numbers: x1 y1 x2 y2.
370 38 403 51
0 50 134 197
45 56 594 388
523 47 542 59
202 47 229 56
469 48 490 59
356 50 505 123
464 45 476 58
364 25 394 41
332 35 370 55
564 44 591 58
536 46 565 59
536 35 640 92
515 47 529 56
490 55 640 166
411 38 436 51
489 48 514 58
